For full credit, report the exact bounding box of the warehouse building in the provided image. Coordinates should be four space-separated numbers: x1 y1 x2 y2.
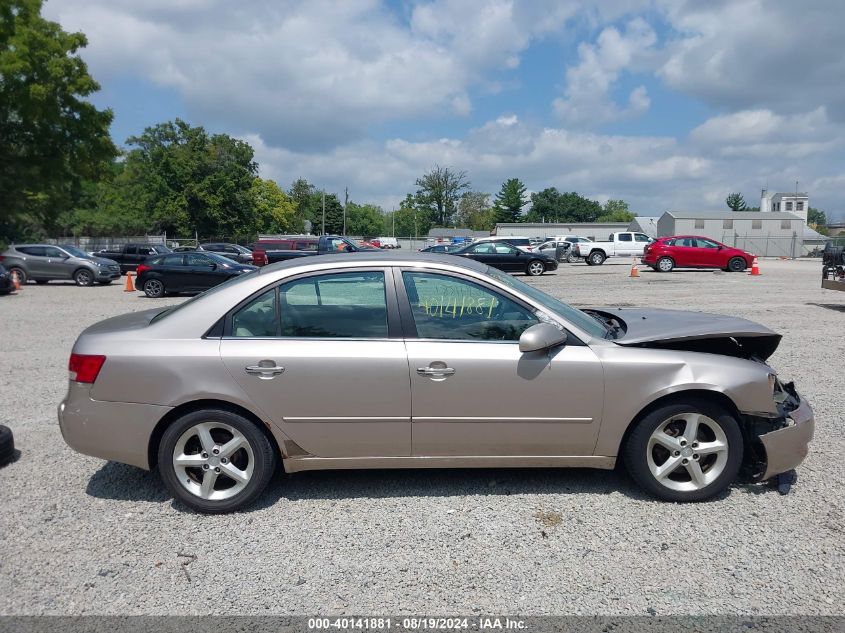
493 222 630 241
656 211 805 257
628 216 659 238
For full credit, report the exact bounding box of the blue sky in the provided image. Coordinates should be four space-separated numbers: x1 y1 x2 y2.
46 0 845 220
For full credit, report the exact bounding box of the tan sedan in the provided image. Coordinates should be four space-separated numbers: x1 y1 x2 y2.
59 253 813 513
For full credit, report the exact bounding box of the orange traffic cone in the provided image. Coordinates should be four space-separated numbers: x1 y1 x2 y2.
124 272 135 292
11 272 21 291
630 257 640 278
749 257 760 276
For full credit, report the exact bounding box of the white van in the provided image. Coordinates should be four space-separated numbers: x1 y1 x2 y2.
377 237 400 249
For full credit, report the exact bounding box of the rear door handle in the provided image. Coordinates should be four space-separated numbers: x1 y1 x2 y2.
245 363 285 379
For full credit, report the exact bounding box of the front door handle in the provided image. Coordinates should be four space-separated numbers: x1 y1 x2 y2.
416 367 456 378
245 362 285 379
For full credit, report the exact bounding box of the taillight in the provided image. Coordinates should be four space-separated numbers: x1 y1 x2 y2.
136 264 150 276
254 249 267 265
68 354 106 383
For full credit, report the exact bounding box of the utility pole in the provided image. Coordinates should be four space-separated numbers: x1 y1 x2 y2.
321 191 325 236
392 207 395 237
343 187 348 236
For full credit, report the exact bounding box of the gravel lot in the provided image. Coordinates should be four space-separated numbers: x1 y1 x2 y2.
0 259 843 616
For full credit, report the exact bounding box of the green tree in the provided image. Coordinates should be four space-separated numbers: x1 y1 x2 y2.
525 189 602 223
457 191 496 231
808 207 826 226
392 194 433 238
725 192 747 212
250 178 297 233
0 0 117 242
415 165 470 226
289 178 324 232
493 178 528 223
346 202 385 237
320 193 345 234
597 199 635 222
115 119 258 237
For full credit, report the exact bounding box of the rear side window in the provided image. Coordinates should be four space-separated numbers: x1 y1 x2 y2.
232 289 278 337
17 246 46 256
618 233 632 242
295 241 318 251
279 271 388 338
160 254 184 266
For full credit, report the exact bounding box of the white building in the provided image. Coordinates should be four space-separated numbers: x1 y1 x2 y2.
493 222 630 241
760 189 808 224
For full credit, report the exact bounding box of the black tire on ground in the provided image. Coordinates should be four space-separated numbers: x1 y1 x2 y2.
526 260 546 276
728 257 747 272
158 408 277 513
35 280 49 285
656 256 675 273
9 267 27 285
624 398 743 502
74 268 94 286
588 251 606 265
143 278 166 298
0 425 15 467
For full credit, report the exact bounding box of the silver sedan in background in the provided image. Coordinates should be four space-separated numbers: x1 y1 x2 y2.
59 253 813 513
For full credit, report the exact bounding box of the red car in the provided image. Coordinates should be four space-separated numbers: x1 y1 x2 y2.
642 236 754 273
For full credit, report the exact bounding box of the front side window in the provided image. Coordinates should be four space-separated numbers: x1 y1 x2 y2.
470 242 495 254
634 234 651 242
44 246 65 258
161 254 184 266
279 271 388 338
618 233 633 242
494 243 519 254
697 239 719 249
186 253 213 266
402 272 537 342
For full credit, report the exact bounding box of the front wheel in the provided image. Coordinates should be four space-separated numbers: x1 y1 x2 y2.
526 260 546 276
74 269 94 286
143 278 165 298
624 399 743 502
588 251 606 265
566 252 580 264
728 257 747 272
158 409 277 513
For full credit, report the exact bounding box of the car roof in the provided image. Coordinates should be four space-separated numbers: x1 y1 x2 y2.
257 250 489 276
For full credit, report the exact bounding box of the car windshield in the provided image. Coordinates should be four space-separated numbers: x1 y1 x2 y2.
60 245 91 258
484 267 608 339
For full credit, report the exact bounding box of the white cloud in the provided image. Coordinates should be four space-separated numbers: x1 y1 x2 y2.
554 18 658 126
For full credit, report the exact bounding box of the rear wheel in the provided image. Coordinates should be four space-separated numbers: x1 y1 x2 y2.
624 399 743 502
526 260 546 276
728 257 746 272
566 252 580 264
143 278 165 298
74 269 93 286
656 256 675 272
158 409 276 513
588 251 606 265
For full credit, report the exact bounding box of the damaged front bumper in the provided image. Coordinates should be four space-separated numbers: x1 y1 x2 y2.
746 382 814 481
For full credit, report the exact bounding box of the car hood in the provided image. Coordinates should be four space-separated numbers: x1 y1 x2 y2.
91 256 119 266
589 307 781 360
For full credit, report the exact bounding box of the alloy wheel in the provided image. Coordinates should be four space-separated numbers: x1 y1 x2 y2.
647 413 729 492
144 279 164 297
528 261 545 276
75 270 92 286
657 257 674 272
172 421 255 501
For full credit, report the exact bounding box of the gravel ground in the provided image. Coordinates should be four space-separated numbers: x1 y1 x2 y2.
0 259 843 616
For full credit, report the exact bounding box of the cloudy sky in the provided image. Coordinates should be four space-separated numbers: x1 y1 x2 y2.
45 0 844 220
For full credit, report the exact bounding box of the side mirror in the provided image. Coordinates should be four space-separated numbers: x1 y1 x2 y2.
717 245 723 250
209 263 217 270
519 322 568 353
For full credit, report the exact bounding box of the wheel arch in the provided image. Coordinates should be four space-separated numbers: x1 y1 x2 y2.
614 388 741 460
73 266 94 279
147 398 282 470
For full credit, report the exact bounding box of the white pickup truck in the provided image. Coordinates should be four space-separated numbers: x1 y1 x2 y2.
573 231 653 265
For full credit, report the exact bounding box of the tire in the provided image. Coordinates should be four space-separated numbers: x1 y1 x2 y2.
728 257 747 272
588 251 606 266
566 252 580 264
143 278 165 298
0 424 15 467
656 256 675 273
624 398 743 502
158 408 276 513
35 280 49 285
9 267 26 285
526 260 546 276
74 268 94 286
